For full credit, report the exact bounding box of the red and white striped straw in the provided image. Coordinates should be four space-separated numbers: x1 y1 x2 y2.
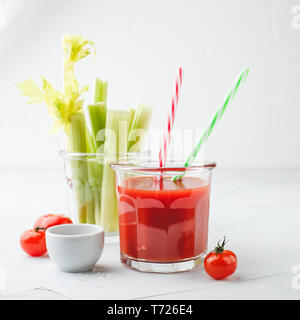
159 67 183 167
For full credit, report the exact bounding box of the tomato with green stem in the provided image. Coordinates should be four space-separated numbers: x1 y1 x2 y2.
204 237 237 280
20 227 47 257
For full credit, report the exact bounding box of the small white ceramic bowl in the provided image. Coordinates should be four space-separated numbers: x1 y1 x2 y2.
46 224 104 273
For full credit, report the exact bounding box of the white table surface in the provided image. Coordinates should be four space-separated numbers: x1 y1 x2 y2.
0 168 299 300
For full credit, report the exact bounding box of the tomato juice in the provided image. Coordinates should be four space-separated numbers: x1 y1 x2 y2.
117 176 210 263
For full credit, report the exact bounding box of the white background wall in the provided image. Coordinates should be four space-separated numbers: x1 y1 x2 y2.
0 0 299 169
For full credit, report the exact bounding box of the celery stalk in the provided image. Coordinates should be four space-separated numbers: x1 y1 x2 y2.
117 110 134 155
129 108 136 125
100 161 119 231
128 104 153 152
86 127 96 153
68 112 88 223
69 113 98 224
100 111 119 231
100 81 108 102
86 126 101 224
17 35 96 225
94 78 101 104
88 102 107 151
91 78 108 150
94 78 108 104
69 113 88 153
85 185 95 224
87 78 108 225
88 160 102 225
99 110 134 231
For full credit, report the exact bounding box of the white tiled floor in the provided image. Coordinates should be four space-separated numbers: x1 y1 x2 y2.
0 168 300 300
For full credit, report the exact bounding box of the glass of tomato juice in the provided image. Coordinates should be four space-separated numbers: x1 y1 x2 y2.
111 160 216 273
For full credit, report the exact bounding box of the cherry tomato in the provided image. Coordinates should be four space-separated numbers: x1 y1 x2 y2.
34 214 72 230
204 237 237 280
20 228 47 257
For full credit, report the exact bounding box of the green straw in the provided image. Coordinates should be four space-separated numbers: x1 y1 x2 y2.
174 67 250 181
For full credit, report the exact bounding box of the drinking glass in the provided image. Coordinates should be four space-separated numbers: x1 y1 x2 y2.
111 159 216 273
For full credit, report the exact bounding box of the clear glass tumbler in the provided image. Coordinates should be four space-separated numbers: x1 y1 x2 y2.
111 160 216 273
60 151 147 236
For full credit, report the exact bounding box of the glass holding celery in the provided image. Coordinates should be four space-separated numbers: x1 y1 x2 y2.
63 78 153 231
60 102 153 231
17 35 153 232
